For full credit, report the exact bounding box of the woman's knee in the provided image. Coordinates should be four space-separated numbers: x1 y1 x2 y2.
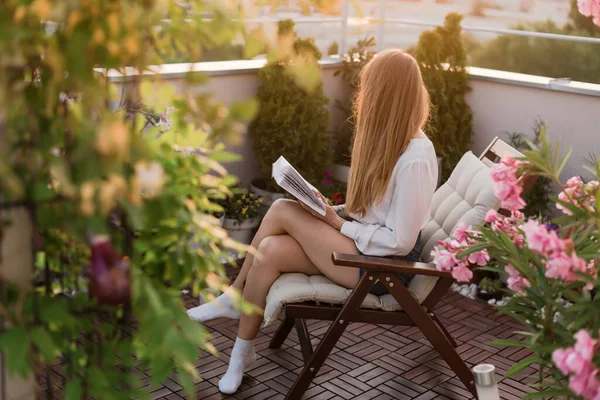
263 199 297 223
253 236 285 269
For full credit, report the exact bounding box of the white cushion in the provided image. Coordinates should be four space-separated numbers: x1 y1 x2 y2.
262 151 500 327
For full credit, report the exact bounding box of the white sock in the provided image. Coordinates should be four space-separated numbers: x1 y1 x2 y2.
186 290 241 322
218 337 256 394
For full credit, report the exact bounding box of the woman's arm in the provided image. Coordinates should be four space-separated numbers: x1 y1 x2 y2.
298 196 345 231
340 161 435 256
332 204 347 219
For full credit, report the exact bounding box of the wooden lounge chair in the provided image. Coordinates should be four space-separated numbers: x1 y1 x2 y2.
263 138 535 400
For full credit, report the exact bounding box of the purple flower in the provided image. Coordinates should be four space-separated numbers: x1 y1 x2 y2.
546 223 559 232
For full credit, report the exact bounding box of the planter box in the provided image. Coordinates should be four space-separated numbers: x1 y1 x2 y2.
250 179 286 216
250 180 285 207
223 217 260 245
331 164 350 183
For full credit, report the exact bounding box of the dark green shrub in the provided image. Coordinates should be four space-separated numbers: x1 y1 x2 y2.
506 120 554 219
413 13 473 181
248 19 331 191
470 0 600 84
332 37 376 166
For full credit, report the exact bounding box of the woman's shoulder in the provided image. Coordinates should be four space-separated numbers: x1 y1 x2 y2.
398 137 437 165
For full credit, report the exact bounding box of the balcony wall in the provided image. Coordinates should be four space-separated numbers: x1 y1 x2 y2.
108 60 600 187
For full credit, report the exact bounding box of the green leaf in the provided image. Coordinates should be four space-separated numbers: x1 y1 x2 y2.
177 368 195 396
150 356 174 389
31 182 55 202
0 327 31 378
505 356 538 378
143 278 164 314
211 151 241 163
30 327 58 362
64 377 83 400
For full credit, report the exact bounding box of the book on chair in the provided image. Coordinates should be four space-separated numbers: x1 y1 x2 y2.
271 156 326 216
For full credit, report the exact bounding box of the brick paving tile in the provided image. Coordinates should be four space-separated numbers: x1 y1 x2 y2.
41 292 542 399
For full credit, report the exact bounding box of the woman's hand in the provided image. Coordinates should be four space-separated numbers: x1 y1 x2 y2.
299 191 345 231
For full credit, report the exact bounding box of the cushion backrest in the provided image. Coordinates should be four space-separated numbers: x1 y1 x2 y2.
406 151 500 302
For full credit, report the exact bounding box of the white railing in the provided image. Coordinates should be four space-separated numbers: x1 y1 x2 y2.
250 0 600 54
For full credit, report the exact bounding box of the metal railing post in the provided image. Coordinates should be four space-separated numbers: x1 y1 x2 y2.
340 0 349 55
376 0 386 51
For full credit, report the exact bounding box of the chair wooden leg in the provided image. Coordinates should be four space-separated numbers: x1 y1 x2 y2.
429 312 458 348
384 274 477 398
295 318 313 363
269 315 294 349
284 273 377 400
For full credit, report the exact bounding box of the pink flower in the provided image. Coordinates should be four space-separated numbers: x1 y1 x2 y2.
522 220 551 254
521 219 565 255
494 179 517 200
566 349 593 376
451 264 473 282
491 159 526 212
578 0 600 27
546 252 574 281
505 264 530 293
575 330 597 361
546 251 589 283
468 249 490 266
485 209 499 223
432 248 458 272
567 176 584 186
490 163 513 183
569 369 598 396
553 348 572 375
556 175 597 215
552 329 600 399
453 223 471 243
502 193 526 212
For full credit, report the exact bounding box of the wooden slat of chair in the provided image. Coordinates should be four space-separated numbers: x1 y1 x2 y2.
269 137 535 400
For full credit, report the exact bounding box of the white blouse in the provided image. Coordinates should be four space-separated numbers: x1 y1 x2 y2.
341 137 438 257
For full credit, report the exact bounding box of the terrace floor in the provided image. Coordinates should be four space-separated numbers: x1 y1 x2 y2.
168 291 538 400
39 286 538 400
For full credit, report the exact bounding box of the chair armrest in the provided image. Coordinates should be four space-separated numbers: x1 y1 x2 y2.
332 253 453 279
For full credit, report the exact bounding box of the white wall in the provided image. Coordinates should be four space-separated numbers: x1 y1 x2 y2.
110 62 600 188
197 66 350 186
467 72 600 183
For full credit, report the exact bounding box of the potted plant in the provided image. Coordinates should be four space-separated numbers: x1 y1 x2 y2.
316 171 347 205
476 277 504 302
223 190 263 245
248 19 331 209
431 130 600 398
412 13 473 184
331 37 376 182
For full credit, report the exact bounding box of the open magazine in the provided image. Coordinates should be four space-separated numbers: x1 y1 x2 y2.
272 156 326 216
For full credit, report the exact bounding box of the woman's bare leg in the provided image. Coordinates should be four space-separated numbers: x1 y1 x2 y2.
219 200 360 394
189 199 358 321
230 200 296 290
188 199 295 321
239 200 360 338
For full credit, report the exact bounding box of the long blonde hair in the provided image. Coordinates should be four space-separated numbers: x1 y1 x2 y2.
346 49 430 216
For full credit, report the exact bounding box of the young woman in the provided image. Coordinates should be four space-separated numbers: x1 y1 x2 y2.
187 49 438 394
